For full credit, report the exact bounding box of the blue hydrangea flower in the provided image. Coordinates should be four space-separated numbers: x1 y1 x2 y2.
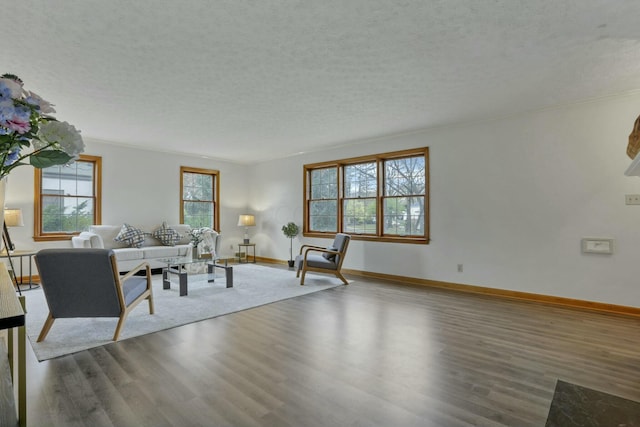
0 83 11 102
4 148 20 166
0 101 15 125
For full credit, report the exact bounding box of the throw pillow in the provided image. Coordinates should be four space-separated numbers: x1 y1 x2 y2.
114 223 146 248
322 246 338 261
153 222 182 246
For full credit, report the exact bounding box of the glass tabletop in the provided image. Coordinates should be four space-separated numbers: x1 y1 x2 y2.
158 257 211 266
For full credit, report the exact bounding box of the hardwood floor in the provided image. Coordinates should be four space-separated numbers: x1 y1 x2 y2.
23 268 640 426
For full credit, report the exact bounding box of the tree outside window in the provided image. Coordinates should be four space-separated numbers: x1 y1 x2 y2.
180 166 219 230
34 155 101 241
308 167 338 232
304 148 429 243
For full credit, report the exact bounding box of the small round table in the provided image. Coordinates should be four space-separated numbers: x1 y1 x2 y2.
0 250 39 292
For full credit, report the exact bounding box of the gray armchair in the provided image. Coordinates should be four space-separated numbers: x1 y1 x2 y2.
35 248 154 342
295 233 351 285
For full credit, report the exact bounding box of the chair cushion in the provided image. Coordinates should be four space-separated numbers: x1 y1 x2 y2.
114 223 146 248
322 246 338 261
296 254 338 270
152 221 182 246
121 276 150 306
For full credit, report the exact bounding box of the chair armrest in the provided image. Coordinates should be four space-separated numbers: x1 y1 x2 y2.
301 246 340 262
120 261 151 282
71 232 103 249
71 232 94 248
298 244 326 255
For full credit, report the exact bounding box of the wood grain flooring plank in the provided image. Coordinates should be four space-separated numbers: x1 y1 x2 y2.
21 266 640 426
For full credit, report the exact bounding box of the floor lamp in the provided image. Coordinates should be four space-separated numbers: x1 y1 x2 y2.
3 208 24 294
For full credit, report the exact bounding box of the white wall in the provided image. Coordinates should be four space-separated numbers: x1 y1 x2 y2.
5 139 251 260
7 93 640 308
250 93 640 308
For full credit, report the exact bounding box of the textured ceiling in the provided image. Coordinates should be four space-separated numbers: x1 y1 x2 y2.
6 0 640 164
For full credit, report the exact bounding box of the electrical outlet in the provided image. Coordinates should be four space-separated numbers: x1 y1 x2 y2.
457 264 463 272
625 194 640 205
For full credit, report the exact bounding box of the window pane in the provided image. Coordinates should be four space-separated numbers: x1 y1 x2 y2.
385 156 425 196
39 159 97 236
41 163 94 197
309 200 337 232
42 196 94 233
183 201 213 228
181 167 218 230
344 162 377 198
343 198 376 234
310 167 337 199
183 172 214 201
383 196 424 236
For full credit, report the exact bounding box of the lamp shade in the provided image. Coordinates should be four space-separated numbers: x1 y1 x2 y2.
237 214 255 227
4 208 24 227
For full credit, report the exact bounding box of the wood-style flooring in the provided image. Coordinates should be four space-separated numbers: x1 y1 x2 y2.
21 267 640 426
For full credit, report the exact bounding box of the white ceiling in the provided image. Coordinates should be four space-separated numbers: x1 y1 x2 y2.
6 1 640 164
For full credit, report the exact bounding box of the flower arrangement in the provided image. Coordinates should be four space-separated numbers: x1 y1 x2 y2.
188 228 206 247
0 73 85 179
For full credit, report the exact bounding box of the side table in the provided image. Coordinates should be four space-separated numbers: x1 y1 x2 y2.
0 263 26 427
237 243 256 263
0 250 39 292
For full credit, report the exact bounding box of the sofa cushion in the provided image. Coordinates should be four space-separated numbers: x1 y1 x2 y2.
152 222 182 246
113 248 145 262
90 225 129 249
114 223 146 248
142 245 189 259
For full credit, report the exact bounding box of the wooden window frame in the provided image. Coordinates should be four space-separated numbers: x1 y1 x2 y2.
33 154 102 241
303 147 429 244
180 166 220 230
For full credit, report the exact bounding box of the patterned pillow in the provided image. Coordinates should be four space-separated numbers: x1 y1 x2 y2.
153 222 182 246
114 223 146 248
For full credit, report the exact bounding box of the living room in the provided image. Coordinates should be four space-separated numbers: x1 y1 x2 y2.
6 90 640 312
3 1 640 426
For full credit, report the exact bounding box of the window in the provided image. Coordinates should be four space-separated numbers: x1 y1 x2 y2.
304 147 428 243
34 154 102 241
308 167 338 232
180 166 219 229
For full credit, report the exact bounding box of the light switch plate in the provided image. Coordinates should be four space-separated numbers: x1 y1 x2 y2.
625 194 640 205
581 238 614 254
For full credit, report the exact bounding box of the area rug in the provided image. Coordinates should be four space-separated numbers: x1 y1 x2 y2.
545 379 640 426
25 264 346 361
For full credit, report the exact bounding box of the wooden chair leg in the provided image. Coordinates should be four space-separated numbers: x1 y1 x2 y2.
147 296 154 314
113 311 129 341
300 270 307 285
37 313 55 342
146 274 154 314
336 272 349 285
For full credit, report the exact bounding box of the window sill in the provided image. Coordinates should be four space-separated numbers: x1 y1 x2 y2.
303 232 429 244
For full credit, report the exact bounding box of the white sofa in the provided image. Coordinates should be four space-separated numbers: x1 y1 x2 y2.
71 224 214 272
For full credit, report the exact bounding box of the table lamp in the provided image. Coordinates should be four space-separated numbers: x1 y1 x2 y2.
237 214 255 244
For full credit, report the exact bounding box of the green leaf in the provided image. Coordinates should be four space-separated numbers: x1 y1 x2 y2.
29 150 73 169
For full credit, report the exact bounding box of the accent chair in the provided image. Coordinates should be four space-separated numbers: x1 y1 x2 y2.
35 248 154 342
295 233 351 285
